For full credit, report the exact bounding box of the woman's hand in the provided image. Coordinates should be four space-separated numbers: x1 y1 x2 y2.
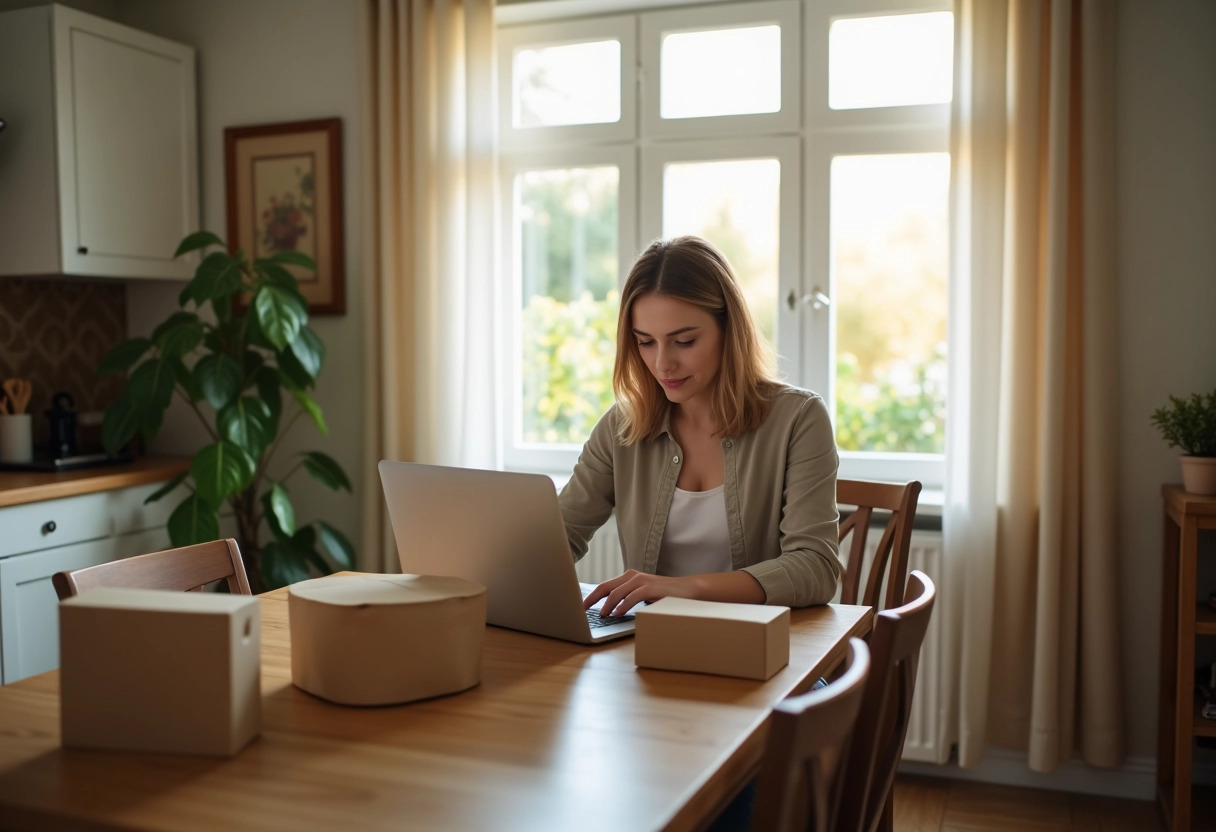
584 570 698 618
584 569 767 618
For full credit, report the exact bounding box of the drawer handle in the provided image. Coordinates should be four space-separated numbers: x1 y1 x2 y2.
41 521 56 535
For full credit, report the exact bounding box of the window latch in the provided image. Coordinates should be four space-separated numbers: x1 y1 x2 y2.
786 288 831 311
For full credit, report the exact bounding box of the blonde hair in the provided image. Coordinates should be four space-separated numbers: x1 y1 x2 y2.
612 236 781 444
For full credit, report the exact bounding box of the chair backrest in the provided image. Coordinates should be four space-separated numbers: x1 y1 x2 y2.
749 638 871 832
836 570 937 832
837 479 922 611
52 538 252 600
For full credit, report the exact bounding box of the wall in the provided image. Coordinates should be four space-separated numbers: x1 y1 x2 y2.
1117 0 1216 761
115 0 364 561
0 279 125 450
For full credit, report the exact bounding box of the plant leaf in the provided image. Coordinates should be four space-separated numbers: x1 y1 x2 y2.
152 312 204 359
126 357 177 436
173 231 224 258
183 251 243 304
264 482 296 538
302 451 351 492
218 396 274 457
254 285 307 351
101 393 141 454
255 366 282 434
143 471 187 505
287 326 324 381
193 353 243 410
317 521 355 570
289 525 327 572
167 494 219 547
191 440 254 508
98 337 152 376
170 356 204 402
266 249 317 272
290 388 328 435
261 541 312 589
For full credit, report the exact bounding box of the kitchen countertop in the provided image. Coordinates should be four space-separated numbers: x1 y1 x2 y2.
0 456 191 508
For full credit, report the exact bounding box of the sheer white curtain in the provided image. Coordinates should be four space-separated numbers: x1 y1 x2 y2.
358 0 500 572
943 0 1123 771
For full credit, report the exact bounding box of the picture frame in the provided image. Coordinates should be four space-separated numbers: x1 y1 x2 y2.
224 118 345 316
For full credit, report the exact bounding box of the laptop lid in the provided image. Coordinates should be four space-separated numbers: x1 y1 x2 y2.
377 461 634 644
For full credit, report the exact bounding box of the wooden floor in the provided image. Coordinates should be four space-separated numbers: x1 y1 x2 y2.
893 774 1165 831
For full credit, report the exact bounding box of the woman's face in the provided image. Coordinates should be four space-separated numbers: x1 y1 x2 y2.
630 293 723 410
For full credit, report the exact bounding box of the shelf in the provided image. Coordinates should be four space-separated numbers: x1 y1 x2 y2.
1195 692 1216 737
1198 604 1216 635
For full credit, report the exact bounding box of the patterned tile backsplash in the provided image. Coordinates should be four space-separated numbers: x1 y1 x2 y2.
0 278 126 449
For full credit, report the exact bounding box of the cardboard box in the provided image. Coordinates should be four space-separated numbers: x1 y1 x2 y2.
634 597 790 680
59 587 261 756
289 573 487 706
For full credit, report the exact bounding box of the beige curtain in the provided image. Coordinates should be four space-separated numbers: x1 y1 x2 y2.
944 0 1123 771
358 0 500 573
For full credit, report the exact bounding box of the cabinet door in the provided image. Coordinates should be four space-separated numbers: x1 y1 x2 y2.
0 526 173 684
53 6 198 279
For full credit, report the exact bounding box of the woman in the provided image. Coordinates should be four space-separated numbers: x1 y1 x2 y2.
560 236 841 619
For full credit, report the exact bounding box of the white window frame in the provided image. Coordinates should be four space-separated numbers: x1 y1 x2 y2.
805 127 948 488
806 0 953 130
497 0 953 490
498 145 639 473
497 15 638 150
640 136 802 381
640 0 801 139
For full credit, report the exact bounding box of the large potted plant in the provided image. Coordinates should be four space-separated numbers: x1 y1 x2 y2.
1152 389 1216 495
100 231 354 592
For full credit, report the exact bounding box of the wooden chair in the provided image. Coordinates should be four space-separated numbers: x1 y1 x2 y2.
837 479 922 611
749 638 872 832
52 538 252 600
836 570 937 832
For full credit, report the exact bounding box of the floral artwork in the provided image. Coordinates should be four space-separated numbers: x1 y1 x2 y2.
252 156 317 265
226 119 345 315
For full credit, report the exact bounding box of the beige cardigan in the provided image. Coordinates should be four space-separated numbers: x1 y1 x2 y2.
558 387 842 608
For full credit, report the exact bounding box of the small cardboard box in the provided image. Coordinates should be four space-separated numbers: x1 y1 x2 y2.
289 573 487 706
634 597 790 680
59 587 261 756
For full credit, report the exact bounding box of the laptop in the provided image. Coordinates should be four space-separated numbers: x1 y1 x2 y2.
378 460 637 644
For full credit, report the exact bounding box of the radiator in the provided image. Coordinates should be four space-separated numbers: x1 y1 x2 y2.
576 517 948 765
844 527 947 764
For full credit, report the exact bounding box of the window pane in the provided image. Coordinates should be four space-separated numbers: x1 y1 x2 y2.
517 167 619 444
831 153 949 453
661 159 780 347
513 41 621 128
829 13 953 110
661 26 781 119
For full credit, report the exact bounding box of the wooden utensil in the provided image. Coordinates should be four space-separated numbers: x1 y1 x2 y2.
2 378 31 415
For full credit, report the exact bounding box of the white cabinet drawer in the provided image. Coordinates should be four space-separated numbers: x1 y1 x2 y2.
0 525 173 683
0 482 181 560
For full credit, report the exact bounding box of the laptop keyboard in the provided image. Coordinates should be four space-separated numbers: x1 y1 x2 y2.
586 609 635 629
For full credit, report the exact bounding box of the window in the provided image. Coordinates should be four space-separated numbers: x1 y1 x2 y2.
498 0 952 487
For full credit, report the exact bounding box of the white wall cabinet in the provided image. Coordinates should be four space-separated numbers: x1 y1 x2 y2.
0 482 180 684
0 4 198 279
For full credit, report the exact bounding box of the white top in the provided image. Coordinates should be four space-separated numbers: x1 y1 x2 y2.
656 484 732 577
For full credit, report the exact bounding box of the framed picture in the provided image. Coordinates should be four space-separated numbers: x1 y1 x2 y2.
224 118 345 315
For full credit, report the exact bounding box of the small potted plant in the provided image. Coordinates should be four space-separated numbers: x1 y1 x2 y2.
1152 389 1216 494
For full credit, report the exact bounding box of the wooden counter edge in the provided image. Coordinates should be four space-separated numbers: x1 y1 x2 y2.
0 456 192 508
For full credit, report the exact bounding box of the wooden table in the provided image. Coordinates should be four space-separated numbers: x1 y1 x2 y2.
1157 485 1216 831
0 579 871 832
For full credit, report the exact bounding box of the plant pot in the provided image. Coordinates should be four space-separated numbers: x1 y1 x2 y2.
1180 455 1216 495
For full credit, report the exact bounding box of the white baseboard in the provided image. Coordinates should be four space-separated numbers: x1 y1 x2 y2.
898 749 1159 801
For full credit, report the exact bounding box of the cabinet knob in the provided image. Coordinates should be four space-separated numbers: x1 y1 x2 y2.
77 246 88 254
41 520 56 535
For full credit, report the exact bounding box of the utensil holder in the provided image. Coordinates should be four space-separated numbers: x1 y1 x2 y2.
0 413 33 463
